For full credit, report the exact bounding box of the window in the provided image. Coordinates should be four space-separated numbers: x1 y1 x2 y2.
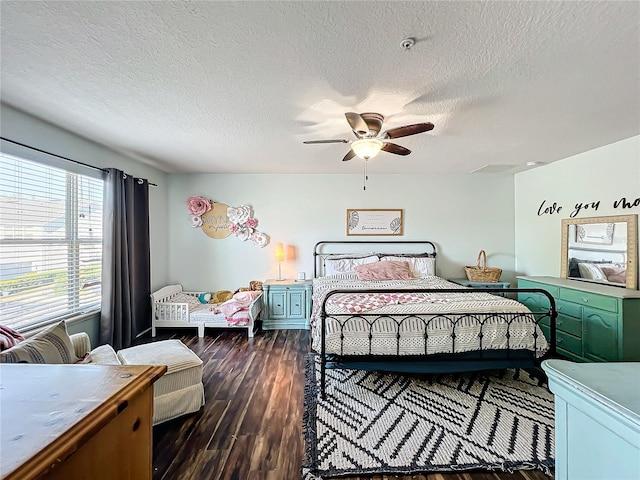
0 153 103 332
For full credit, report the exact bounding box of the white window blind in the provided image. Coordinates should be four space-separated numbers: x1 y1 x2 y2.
0 153 103 332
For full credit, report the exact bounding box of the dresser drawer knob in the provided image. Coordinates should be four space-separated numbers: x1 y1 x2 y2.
557 320 563 326
581 297 589 302
558 338 563 343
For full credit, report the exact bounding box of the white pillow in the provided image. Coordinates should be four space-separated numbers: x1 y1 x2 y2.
577 263 607 281
380 255 435 277
324 255 379 276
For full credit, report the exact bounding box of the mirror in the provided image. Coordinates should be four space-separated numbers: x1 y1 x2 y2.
561 214 638 289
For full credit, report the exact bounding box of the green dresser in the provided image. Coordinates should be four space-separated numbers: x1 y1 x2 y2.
262 279 312 330
517 276 640 362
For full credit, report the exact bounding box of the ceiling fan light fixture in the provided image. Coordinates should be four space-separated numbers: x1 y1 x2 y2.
351 138 383 159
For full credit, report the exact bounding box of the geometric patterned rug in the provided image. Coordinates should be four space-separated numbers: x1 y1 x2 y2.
302 355 554 479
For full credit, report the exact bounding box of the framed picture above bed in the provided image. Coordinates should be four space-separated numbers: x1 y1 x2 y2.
346 209 403 236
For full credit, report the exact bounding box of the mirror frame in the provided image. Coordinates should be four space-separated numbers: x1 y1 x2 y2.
561 214 638 289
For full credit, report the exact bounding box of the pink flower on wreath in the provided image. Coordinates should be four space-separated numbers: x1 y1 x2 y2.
186 196 212 216
245 217 258 229
228 223 240 233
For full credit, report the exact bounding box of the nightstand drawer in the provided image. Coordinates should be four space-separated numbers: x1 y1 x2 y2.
288 291 305 318
269 292 287 318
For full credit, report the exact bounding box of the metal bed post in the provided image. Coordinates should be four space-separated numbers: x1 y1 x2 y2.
320 310 327 399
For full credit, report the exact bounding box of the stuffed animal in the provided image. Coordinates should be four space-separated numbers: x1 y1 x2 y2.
212 290 233 304
198 292 212 304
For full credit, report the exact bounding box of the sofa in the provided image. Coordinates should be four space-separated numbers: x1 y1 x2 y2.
1 321 205 425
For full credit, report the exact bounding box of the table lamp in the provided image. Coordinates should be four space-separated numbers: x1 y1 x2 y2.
274 242 285 281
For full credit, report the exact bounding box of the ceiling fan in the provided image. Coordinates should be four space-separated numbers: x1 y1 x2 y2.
303 112 434 161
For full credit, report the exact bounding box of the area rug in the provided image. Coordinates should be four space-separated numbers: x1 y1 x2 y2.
302 355 554 480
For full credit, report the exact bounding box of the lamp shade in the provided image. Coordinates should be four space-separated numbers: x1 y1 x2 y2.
273 242 285 261
351 138 383 159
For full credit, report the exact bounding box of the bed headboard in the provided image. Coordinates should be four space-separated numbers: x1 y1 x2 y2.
313 240 437 278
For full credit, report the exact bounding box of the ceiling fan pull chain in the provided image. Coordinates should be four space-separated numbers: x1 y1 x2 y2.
363 161 365 191
363 159 368 191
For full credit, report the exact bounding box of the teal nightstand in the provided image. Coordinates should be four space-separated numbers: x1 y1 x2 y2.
449 278 511 289
449 278 511 297
262 279 312 330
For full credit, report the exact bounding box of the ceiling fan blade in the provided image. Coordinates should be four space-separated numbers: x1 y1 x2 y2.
345 112 370 137
381 143 411 156
342 149 356 162
303 139 349 144
361 112 384 137
384 122 434 139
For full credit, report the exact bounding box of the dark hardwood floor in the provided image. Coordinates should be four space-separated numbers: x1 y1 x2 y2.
143 328 553 480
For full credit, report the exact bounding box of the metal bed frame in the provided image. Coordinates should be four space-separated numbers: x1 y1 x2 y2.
312 241 558 398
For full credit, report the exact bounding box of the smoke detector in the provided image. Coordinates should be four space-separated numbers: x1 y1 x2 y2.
401 37 415 51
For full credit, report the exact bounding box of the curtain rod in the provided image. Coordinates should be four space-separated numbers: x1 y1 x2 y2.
0 137 158 187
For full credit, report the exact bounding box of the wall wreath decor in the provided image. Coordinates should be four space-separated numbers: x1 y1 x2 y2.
186 196 269 247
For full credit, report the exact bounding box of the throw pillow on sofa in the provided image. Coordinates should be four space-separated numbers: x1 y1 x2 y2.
0 324 24 351
0 320 80 364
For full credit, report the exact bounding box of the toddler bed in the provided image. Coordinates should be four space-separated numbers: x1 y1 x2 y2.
151 285 263 338
312 240 558 397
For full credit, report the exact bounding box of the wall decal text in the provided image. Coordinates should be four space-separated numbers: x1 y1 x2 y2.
537 196 639 218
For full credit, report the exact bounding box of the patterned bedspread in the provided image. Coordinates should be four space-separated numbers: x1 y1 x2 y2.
311 275 548 357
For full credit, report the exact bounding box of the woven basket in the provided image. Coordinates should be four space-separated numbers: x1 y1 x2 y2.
464 250 502 282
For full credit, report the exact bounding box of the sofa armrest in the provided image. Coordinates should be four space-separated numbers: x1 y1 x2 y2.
70 332 91 358
89 344 121 365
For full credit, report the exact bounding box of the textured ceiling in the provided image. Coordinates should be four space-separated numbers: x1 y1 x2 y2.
1 1 638 174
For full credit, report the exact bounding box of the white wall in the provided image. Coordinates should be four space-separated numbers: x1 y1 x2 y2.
1 103 170 291
515 136 640 277
168 173 517 290
4 102 636 345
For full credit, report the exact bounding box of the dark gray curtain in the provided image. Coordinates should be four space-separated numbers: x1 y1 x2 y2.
100 169 151 350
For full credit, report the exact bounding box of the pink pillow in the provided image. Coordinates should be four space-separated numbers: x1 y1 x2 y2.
600 266 626 284
355 261 413 281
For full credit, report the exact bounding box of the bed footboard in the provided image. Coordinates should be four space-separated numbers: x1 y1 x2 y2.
151 285 202 337
318 287 557 398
